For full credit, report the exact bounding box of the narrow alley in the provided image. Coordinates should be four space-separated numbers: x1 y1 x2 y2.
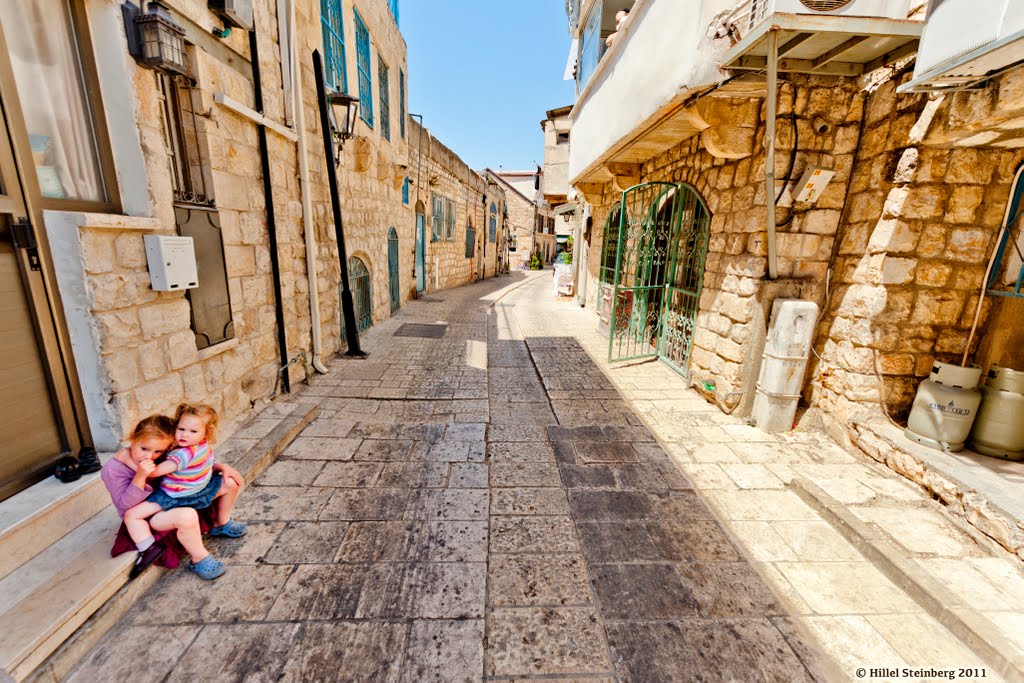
60 272 1018 682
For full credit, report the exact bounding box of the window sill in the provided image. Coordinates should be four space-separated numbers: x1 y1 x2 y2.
42 210 162 232
198 336 239 361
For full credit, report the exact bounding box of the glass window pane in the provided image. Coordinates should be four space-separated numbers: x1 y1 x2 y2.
578 4 601 91
1 0 106 202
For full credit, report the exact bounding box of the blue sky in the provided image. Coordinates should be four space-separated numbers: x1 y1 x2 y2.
401 0 575 172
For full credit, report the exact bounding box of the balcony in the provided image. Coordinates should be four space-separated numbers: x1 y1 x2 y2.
568 0 741 187
568 0 921 191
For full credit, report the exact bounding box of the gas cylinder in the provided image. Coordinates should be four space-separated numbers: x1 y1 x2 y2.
969 366 1024 461
905 362 982 452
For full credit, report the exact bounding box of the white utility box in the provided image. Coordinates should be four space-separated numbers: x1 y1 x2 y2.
144 235 199 291
792 167 835 203
752 299 818 433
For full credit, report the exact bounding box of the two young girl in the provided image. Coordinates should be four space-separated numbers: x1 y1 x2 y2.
100 403 247 580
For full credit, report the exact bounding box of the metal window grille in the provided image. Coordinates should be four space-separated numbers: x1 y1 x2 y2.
445 198 456 241
465 225 476 258
489 203 497 242
402 176 409 205
378 56 390 141
320 0 347 93
343 255 372 333
432 193 443 241
399 70 406 139
159 73 214 207
354 10 373 126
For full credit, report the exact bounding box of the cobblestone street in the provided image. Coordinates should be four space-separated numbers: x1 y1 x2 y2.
63 271 1019 682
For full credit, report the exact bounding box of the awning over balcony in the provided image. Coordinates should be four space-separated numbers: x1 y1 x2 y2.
720 13 922 77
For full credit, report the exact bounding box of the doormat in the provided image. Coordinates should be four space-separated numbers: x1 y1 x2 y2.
394 323 448 339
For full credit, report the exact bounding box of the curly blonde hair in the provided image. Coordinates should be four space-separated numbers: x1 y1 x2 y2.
174 403 220 443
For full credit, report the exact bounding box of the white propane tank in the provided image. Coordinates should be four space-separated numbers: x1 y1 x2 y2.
904 362 982 452
752 299 818 433
968 365 1024 461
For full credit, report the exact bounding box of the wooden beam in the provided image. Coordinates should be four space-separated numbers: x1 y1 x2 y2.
779 32 813 58
812 36 869 70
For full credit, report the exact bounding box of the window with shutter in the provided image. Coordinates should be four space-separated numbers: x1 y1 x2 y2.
432 194 443 241
445 198 456 241
320 0 347 93
378 56 390 141
354 10 373 126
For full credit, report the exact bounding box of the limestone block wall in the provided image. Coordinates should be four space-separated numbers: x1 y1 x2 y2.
407 121 504 291
68 0 307 446
505 189 538 267
580 77 864 410
808 70 1024 428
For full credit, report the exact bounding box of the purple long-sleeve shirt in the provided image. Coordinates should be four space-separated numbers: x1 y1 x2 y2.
101 458 153 518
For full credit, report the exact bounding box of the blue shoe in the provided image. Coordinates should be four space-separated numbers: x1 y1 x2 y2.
209 520 248 538
187 554 225 580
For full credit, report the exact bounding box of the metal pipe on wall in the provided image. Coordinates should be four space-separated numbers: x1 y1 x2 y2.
249 29 292 392
286 0 328 374
765 28 779 280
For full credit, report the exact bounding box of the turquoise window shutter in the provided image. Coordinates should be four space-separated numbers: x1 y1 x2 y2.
319 0 347 93
354 10 373 126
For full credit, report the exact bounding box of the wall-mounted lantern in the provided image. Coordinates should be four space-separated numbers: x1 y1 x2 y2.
327 90 359 148
123 1 188 75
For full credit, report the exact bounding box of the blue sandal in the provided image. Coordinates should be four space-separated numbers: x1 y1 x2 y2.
209 520 248 538
187 554 225 580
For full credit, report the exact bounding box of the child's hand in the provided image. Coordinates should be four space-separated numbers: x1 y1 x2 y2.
137 459 156 477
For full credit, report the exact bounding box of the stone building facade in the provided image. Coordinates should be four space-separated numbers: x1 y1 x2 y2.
493 170 556 267
0 0 491 500
408 120 506 290
567 0 1024 441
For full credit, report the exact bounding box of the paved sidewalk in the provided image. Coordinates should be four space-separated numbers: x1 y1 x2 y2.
61 272 1018 681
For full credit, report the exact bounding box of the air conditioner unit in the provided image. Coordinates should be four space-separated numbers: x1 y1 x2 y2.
749 0 911 31
899 0 1024 92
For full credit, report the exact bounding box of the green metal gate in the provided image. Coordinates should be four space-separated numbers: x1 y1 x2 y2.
388 227 400 314
343 255 372 334
608 182 709 377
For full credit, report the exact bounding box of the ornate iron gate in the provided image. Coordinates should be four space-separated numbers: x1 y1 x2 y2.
659 184 710 376
388 227 400 313
608 182 709 377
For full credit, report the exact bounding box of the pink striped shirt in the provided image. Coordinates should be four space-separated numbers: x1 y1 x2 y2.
160 442 214 497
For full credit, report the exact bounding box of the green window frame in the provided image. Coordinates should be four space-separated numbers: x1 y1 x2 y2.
465 224 476 258
445 198 456 241
431 193 444 241
354 9 373 127
320 0 347 93
599 204 622 285
489 203 497 242
399 69 406 139
378 56 390 141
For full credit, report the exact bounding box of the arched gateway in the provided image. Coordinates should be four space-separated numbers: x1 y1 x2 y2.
607 182 710 377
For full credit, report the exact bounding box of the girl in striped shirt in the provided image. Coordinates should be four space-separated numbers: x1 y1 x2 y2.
123 403 247 579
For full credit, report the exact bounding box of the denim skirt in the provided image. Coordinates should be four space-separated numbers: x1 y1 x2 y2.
147 472 222 511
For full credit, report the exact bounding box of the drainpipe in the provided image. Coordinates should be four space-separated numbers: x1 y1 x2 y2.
288 0 328 374
249 29 291 392
765 27 779 280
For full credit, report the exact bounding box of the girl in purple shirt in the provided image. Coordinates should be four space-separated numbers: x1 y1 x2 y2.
101 416 225 579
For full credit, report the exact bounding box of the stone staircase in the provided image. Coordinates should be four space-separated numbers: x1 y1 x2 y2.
0 468 132 681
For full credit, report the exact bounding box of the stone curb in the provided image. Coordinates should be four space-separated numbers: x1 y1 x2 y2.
790 477 1024 682
26 401 319 683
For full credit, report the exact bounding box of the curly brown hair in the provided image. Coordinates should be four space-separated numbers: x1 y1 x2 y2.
174 403 220 443
128 415 177 444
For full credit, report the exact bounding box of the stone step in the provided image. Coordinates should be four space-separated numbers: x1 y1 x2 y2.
0 466 111 583
0 507 133 681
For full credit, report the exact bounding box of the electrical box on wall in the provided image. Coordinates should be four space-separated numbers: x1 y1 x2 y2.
792 167 835 203
208 0 253 31
144 235 199 291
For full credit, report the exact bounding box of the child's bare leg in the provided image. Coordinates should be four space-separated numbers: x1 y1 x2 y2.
211 476 242 526
123 501 164 546
149 508 209 563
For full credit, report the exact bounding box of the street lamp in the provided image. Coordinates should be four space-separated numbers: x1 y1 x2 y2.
313 50 365 358
327 91 359 142
129 1 188 75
